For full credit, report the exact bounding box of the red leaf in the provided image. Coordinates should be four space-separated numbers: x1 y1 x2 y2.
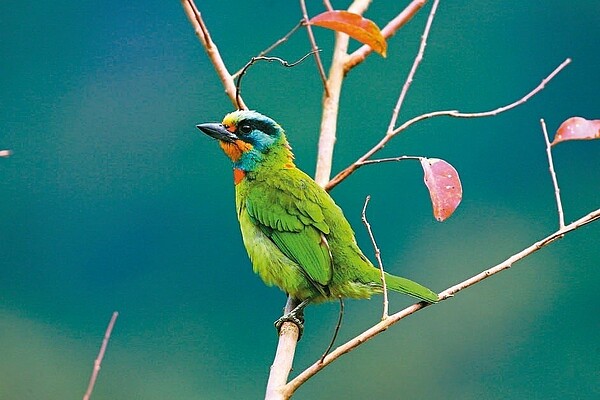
309 10 387 57
420 158 463 222
552 116 600 145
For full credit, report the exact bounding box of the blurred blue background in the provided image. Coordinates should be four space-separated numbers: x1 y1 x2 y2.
1 1 599 399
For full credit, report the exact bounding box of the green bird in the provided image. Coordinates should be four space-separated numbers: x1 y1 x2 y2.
198 110 438 330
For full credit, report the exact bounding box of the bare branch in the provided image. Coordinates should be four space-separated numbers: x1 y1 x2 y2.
314 0 372 186
181 0 246 109
361 195 389 319
541 119 566 229
325 58 572 191
285 208 600 394
83 312 119 400
345 0 428 73
387 0 439 134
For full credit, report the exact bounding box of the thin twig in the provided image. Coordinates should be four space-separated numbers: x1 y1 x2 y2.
180 0 246 109
299 0 329 95
325 58 572 191
387 0 439 134
361 195 389 319
359 155 423 166
283 208 600 395
83 311 119 400
235 52 318 110
345 0 428 73
232 21 305 79
436 60 571 120
320 297 344 364
541 119 565 229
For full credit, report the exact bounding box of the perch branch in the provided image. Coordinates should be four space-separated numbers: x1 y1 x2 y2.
265 297 301 400
284 208 600 395
326 58 572 191
83 311 119 400
181 0 246 109
540 118 565 229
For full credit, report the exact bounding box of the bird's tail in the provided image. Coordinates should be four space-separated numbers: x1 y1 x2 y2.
382 272 439 303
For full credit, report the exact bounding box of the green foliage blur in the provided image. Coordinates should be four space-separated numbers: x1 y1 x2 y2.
1 1 598 399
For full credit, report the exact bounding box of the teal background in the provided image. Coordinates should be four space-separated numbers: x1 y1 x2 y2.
1 1 599 399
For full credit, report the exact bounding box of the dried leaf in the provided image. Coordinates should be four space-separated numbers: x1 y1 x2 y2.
420 158 463 222
552 116 600 145
309 10 387 57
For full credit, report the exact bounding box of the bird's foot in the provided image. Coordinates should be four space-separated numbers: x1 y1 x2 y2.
274 312 305 337
274 298 310 339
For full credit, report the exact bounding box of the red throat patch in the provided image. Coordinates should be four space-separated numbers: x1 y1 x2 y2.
233 168 245 185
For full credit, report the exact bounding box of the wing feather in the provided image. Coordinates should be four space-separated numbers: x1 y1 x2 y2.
246 172 333 289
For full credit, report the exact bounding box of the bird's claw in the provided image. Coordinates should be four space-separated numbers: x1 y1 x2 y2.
274 311 305 339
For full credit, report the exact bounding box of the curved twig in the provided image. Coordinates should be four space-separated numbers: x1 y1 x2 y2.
232 20 306 79
235 52 320 110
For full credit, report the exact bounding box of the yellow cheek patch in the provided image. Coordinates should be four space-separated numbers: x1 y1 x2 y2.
219 140 253 161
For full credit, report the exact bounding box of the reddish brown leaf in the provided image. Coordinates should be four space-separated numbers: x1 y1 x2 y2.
309 11 387 57
552 116 600 145
420 158 463 222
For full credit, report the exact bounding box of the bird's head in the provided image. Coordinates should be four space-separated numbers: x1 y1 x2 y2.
197 110 294 173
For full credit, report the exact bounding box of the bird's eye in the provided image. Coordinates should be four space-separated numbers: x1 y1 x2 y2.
239 124 252 134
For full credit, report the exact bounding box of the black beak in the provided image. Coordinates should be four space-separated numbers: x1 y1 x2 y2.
196 122 238 143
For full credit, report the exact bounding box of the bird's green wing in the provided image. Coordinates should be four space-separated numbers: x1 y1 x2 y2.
245 174 333 289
